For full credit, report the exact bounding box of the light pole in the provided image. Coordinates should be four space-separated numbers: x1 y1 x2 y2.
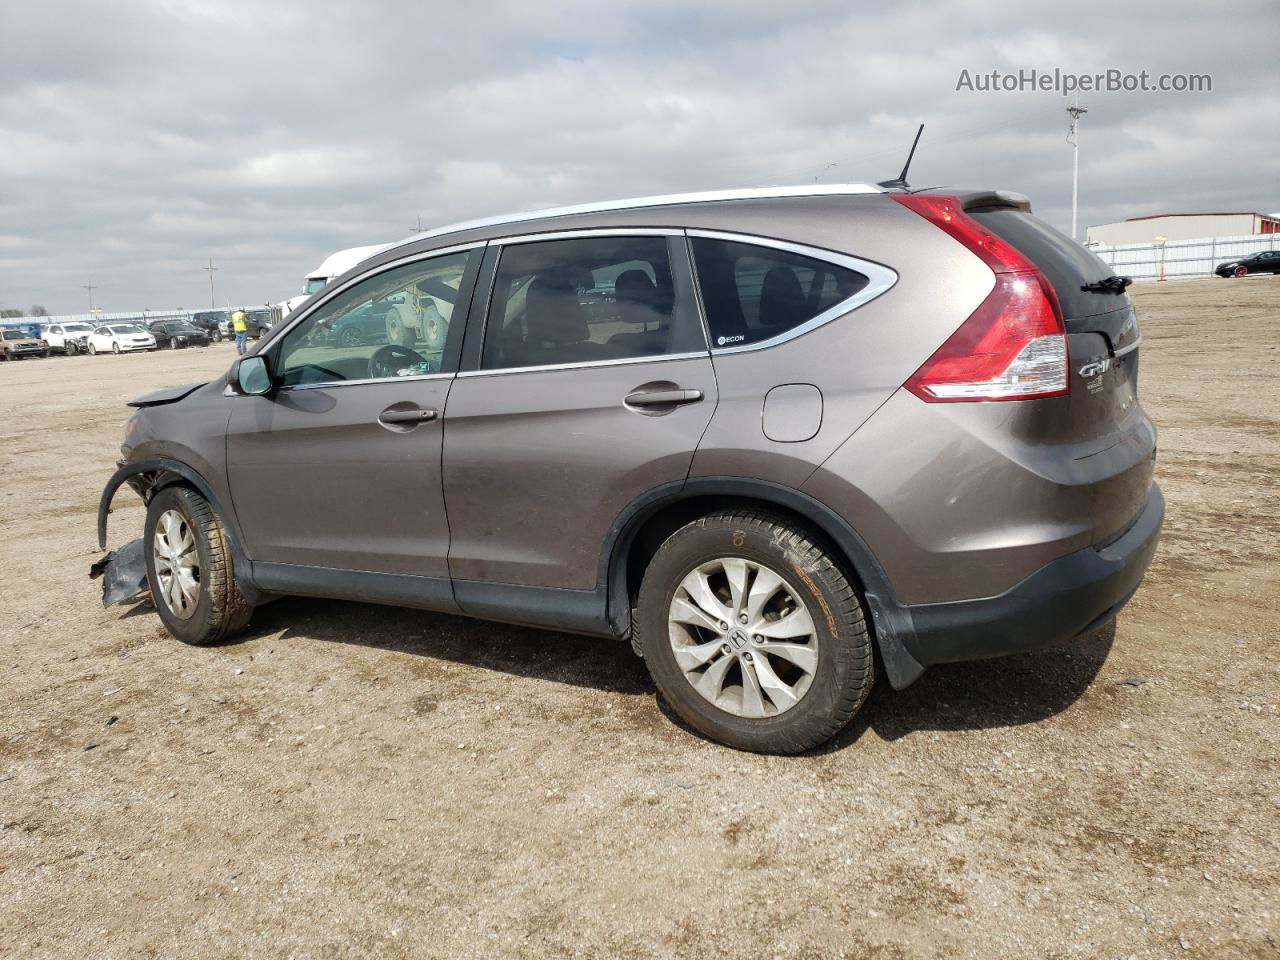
1067 99 1088 242
202 258 218 308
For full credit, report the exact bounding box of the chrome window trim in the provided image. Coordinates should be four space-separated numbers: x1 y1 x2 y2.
391 184 883 252
263 241 484 391
492 227 684 245
458 350 707 379
685 229 899 355
283 372 454 392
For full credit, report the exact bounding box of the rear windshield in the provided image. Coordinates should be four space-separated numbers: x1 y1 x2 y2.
967 207 1126 321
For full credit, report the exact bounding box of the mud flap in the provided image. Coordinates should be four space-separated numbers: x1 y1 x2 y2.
90 538 150 608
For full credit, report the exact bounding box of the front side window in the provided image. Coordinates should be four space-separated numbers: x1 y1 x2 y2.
691 237 871 349
277 248 475 386
481 235 704 371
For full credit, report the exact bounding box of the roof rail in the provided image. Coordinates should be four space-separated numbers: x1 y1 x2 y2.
394 183 882 249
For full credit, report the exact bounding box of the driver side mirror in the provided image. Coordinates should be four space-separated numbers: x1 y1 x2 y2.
231 355 273 396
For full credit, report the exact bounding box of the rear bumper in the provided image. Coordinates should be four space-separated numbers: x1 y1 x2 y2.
901 483 1163 667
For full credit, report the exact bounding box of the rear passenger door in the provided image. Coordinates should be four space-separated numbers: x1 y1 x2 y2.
442 231 715 593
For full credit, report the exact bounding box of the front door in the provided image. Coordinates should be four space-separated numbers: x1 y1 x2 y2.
225 246 480 582
443 232 715 591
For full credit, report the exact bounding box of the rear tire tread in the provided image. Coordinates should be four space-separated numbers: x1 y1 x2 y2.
637 509 873 754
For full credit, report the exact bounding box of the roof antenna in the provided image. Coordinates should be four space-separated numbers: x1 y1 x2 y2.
877 124 924 190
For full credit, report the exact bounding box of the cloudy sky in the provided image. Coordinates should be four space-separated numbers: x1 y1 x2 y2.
1 0 1276 315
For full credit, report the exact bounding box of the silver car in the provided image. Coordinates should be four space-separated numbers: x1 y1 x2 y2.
95 184 1161 753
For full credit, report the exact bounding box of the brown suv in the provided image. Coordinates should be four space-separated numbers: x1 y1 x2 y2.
95 185 1162 753
1 328 50 360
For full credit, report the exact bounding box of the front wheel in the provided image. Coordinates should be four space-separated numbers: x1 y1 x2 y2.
144 486 253 646
1234 265 1248 278
636 510 873 754
87 341 97 355
169 339 179 350
111 342 120 354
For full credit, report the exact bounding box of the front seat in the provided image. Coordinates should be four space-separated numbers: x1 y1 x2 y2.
513 274 605 366
608 269 669 356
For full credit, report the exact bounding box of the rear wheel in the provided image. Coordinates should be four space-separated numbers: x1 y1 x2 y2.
144 486 252 646
385 304 417 347
637 510 873 754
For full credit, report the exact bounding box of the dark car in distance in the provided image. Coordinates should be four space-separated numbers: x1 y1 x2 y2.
190 311 227 342
1215 250 1280 278
149 321 211 350
95 184 1162 754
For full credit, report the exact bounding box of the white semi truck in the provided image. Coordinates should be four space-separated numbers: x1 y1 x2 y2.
277 242 453 350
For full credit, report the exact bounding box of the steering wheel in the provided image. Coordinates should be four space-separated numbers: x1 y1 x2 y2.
368 343 430 380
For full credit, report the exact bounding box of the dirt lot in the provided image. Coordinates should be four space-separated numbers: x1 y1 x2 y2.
2 279 1277 959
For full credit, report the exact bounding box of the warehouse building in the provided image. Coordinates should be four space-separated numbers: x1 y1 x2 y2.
1086 211 1280 245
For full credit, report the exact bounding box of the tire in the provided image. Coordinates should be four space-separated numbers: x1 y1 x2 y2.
636 510 873 754
42 348 50 358
339 326 362 347
1234 265 1248 278
169 338 179 350
144 486 253 646
65 342 78 356
111 342 120 354
87 342 97 355
385 303 417 347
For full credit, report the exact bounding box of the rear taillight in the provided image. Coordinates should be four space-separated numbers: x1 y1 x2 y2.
892 194 1069 402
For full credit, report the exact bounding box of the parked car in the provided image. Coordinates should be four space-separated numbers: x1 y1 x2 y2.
1214 250 1280 278
149 320 211 350
40 322 96 355
311 300 393 347
87 324 156 354
245 308 274 339
0 327 49 360
94 184 1162 754
190 311 227 342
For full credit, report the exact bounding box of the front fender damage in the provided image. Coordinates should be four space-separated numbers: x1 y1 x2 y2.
91 460 164 607
89 538 148 607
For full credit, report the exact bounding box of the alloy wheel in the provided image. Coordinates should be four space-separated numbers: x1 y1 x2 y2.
667 557 819 718
153 509 200 620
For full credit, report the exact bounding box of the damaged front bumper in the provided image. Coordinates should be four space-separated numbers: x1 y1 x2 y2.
90 458 165 608
89 537 149 607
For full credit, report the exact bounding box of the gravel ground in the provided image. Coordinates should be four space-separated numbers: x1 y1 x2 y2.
1 278 1277 959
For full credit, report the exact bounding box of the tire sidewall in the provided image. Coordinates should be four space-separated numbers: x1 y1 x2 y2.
144 488 220 645
638 516 867 751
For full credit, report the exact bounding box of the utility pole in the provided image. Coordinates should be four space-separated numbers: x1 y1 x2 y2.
202 258 218 308
1067 98 1088 242
83 281 97 313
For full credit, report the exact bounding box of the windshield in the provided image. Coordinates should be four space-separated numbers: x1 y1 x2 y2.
110 325 145 334
2 330 28 340
64 323 93 332
304 278 328 295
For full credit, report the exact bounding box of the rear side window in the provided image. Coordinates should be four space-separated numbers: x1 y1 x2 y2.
482 235 705 370
691 238 870 349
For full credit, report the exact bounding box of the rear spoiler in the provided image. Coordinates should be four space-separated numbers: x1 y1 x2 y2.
916 188 1032 213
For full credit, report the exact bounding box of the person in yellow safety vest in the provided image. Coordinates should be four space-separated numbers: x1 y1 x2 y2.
231 308 249 355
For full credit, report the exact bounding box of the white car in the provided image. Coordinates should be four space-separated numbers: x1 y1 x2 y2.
87 324 156 355
40 321 96 355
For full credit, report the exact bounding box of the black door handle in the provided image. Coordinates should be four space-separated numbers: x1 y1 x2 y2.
378 407 438 425
624 389 703 407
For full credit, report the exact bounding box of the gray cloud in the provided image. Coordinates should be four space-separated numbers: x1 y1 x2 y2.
1 0 1276 313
